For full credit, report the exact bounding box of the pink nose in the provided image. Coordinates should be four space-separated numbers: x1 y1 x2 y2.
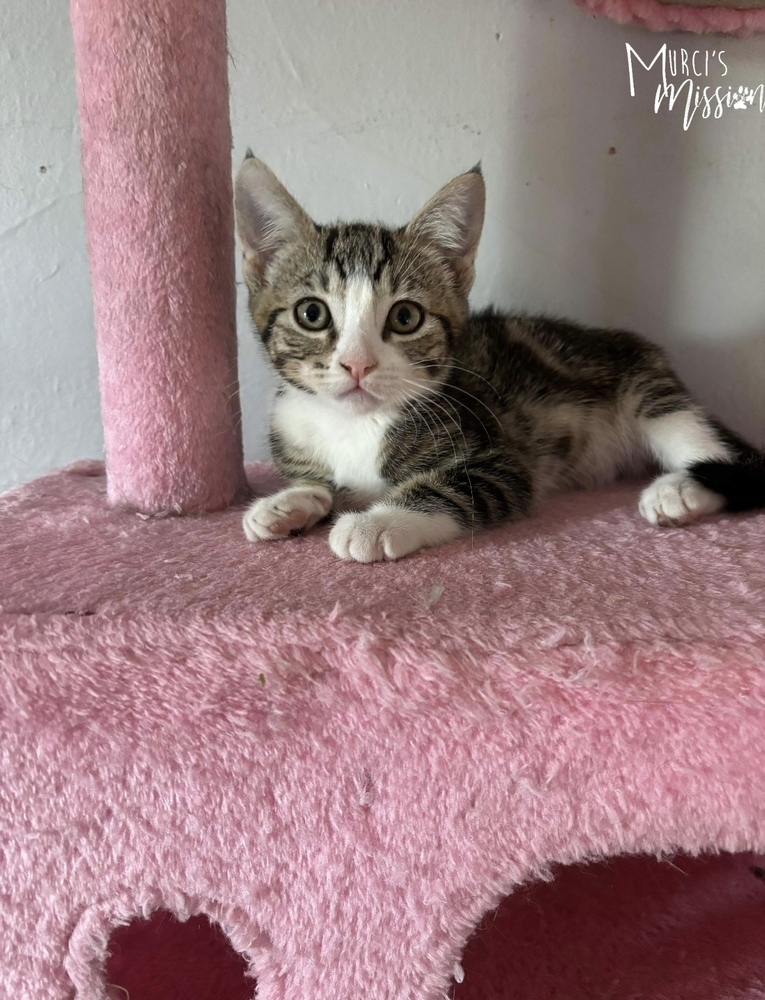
340 359 377 383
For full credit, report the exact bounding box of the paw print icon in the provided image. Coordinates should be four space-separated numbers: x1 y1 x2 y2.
733 85 755 110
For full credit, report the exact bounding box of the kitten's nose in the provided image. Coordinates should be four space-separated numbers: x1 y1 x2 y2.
340 359 377 384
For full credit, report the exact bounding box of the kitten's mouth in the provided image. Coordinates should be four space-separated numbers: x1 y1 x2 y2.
335 384 382 409
338 382 375 398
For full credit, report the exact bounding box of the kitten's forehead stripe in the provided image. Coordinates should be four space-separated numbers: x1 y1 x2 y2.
373 230 395 284
323 227 339 262
320 223 401 285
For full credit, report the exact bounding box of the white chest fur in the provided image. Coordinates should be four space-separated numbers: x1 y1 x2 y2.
272 388 392 504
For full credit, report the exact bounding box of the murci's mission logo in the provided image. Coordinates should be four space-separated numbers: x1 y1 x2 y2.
626 43 764 130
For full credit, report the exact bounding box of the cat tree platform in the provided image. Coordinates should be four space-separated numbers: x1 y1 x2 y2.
2 460 764 999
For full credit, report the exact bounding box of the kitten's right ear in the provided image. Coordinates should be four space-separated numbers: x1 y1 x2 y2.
406 166 485 296
234 154 314 288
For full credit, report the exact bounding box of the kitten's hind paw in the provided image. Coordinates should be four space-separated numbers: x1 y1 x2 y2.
639 471 724 527
329 506 462 562
242 486 332 541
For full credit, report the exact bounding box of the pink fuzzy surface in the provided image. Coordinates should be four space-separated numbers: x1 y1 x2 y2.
70 0 246 513
1 461 765 999
573 0 765 35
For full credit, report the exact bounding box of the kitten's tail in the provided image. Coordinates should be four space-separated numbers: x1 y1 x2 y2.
690 450 765 512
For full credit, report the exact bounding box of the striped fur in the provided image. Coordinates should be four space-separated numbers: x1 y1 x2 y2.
235 155 765 561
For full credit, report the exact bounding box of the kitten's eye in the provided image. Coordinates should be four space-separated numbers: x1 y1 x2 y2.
387 300 424 335
294 298 332 331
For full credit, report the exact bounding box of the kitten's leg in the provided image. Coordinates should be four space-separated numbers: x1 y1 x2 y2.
638 409 730 526
243 482 333 541
329 459 532 562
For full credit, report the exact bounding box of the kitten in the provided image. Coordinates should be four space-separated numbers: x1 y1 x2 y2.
234 153 765 562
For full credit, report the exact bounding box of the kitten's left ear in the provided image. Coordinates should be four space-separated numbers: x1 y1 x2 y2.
406 166 485 296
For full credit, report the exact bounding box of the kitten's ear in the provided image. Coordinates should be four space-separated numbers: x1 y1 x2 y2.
406 166 485 295
234 154 314 288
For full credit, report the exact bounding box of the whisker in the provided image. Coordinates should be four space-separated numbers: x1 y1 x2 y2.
407 380 504 443
401 380 470 465
411 394 459 464
403 397 440 456
433 383 504 436
412 360 503 399
401 378 480 536
435 389 498 444
400 398 428 448
403 399 438 451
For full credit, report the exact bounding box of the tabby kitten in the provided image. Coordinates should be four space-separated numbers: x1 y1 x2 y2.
234 153 765 562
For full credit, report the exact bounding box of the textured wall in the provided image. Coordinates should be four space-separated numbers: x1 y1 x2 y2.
1 0 100 493
2 0 765 492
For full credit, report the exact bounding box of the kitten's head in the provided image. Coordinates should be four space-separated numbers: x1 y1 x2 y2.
234 154 485 413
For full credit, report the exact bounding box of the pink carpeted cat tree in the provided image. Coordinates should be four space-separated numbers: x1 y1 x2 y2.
2 1 765 999
573 0 765 34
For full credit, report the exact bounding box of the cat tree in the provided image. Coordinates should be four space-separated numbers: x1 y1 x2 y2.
2 0 765 998
574 0 765 34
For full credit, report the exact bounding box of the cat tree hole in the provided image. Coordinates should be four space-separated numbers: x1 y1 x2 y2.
105 911 254 1000
99 855 765 1000
455 851 765 1000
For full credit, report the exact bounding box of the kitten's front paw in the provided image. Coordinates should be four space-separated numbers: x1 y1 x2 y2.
639 471 724 527
243 486 332 542
329 506 461 563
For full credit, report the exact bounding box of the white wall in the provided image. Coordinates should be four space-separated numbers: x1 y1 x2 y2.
3 0 765 493
1 0 100 493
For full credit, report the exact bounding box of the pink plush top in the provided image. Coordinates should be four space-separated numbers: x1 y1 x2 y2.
1 462 764 1000
2 460 763 653
0 462 765 672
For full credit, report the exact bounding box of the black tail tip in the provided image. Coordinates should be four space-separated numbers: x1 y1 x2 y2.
690 457 765 513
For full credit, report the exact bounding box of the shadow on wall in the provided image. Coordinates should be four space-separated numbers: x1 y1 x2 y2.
490 6 765 446
101 852 765 1000
490 9 691 327
671 330 765 447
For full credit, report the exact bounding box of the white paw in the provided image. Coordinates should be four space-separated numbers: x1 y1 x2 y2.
639 471 724 527
328 506 462 563
242 486 332 542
